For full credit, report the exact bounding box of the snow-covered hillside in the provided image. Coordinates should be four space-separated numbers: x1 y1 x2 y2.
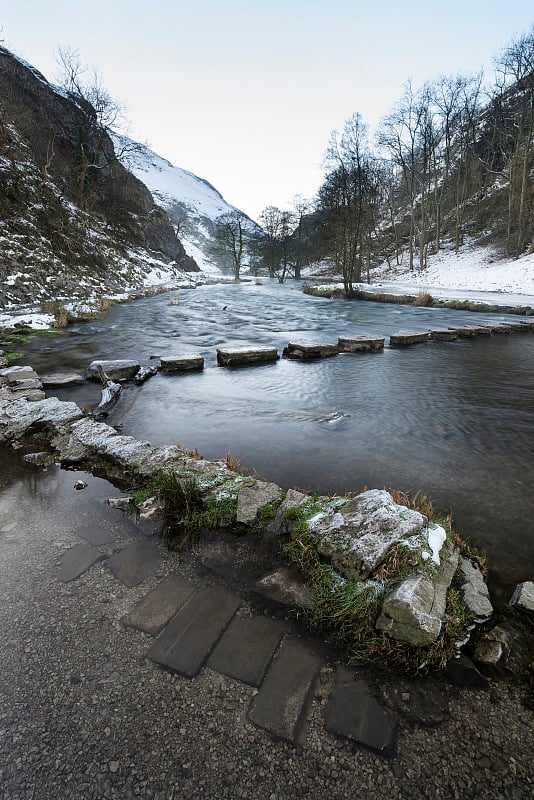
117 138 250 273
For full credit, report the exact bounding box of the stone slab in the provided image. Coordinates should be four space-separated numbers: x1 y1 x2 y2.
282 341 339 359
74 524 118 547
105 540 162 587
429 328 458 341
122 574 195 636
41 372 85 387
57 543 105 582
489 323 512 334
449 325 486 338
248 637 323 744
337 335 385 353
324 678 398 756
389 330 429 346
518 319 534 330
207 615 285 686
146 585 241 677
216 346 279 367
86 359 140 381
160 355 204 372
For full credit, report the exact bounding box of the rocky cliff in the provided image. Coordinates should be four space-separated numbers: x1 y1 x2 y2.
0 46 198 309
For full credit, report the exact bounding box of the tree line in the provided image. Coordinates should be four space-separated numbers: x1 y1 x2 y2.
214 25 534 290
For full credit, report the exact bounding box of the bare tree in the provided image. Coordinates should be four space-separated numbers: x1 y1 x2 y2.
55 47 134 207
214 210 249 280
319 113 379 292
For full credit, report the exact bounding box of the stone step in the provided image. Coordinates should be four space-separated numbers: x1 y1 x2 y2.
247 637 323 744
508 321 531 331
146 585 241 678
57 543 105 582
389 330 429 346
122 574 195 636
86 359 140 381
216 346 279 367
207 614 286 687
283 341 339 359
486 323 512 333
337 335 385 352
324 671 398 756
105 540 163 587
160 354 204 372
518 318 534 330
449 325 490 338
429 328 459 341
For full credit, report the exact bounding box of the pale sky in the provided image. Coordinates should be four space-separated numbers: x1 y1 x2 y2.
2 1 533 220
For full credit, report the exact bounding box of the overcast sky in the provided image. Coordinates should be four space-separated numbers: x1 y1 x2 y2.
2 1 533 220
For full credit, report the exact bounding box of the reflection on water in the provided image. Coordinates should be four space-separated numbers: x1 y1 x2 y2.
20 280 534 593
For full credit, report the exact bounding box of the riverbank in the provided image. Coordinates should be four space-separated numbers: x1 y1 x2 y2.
1 443 533 799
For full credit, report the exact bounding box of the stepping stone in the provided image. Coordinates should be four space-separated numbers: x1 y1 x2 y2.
338 335 385 352
216 346 279 367
449 325 488 338
122 574 195 636
248 637 323 744
324 677 398 756
86 359 140 381
57 543 105 582
488 323 512 333
74 524 117 547
105 540 162 587
283 341 339 359
389 330 429 346
146 585 241 677
429 328 458 341
41 372 85 387
518 319 534 330
160 354 204 372
508 321 531 331
207 615 286 686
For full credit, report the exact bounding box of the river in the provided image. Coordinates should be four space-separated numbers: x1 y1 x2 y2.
18 280 534 595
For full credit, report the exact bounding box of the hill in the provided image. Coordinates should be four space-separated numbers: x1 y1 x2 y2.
0 45 198 312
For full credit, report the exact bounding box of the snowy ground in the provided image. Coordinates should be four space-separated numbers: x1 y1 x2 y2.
371 242 534 303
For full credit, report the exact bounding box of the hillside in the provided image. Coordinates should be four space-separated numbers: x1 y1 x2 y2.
118 137 258 272
0 46 198 311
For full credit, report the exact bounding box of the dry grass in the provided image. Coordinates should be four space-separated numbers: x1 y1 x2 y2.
176 442 201 459
98 296 114 311
387 488 436 519
414 290 434 306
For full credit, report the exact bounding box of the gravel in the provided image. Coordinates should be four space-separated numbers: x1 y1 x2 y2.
0 455 532 800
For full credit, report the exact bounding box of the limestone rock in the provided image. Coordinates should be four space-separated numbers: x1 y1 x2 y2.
41 372 85 387
107 497 133 511
86 359 140 381
236 480 284 525
256 566 313 607
265 488 311 538
311 489 427 580
459 558 493 619
137 496 165 521
0 396 83 441
473 622 529 678
375 540 459 646
509 581 534 612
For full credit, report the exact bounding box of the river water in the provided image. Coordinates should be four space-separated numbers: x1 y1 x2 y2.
19 280 534 594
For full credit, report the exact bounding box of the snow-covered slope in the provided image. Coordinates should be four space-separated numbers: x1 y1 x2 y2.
117 138 249 273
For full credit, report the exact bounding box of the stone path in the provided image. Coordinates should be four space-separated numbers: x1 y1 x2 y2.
55 521 401 754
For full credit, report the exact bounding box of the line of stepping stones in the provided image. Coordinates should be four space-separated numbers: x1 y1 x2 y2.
161 318 534 371
57 529 398 755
